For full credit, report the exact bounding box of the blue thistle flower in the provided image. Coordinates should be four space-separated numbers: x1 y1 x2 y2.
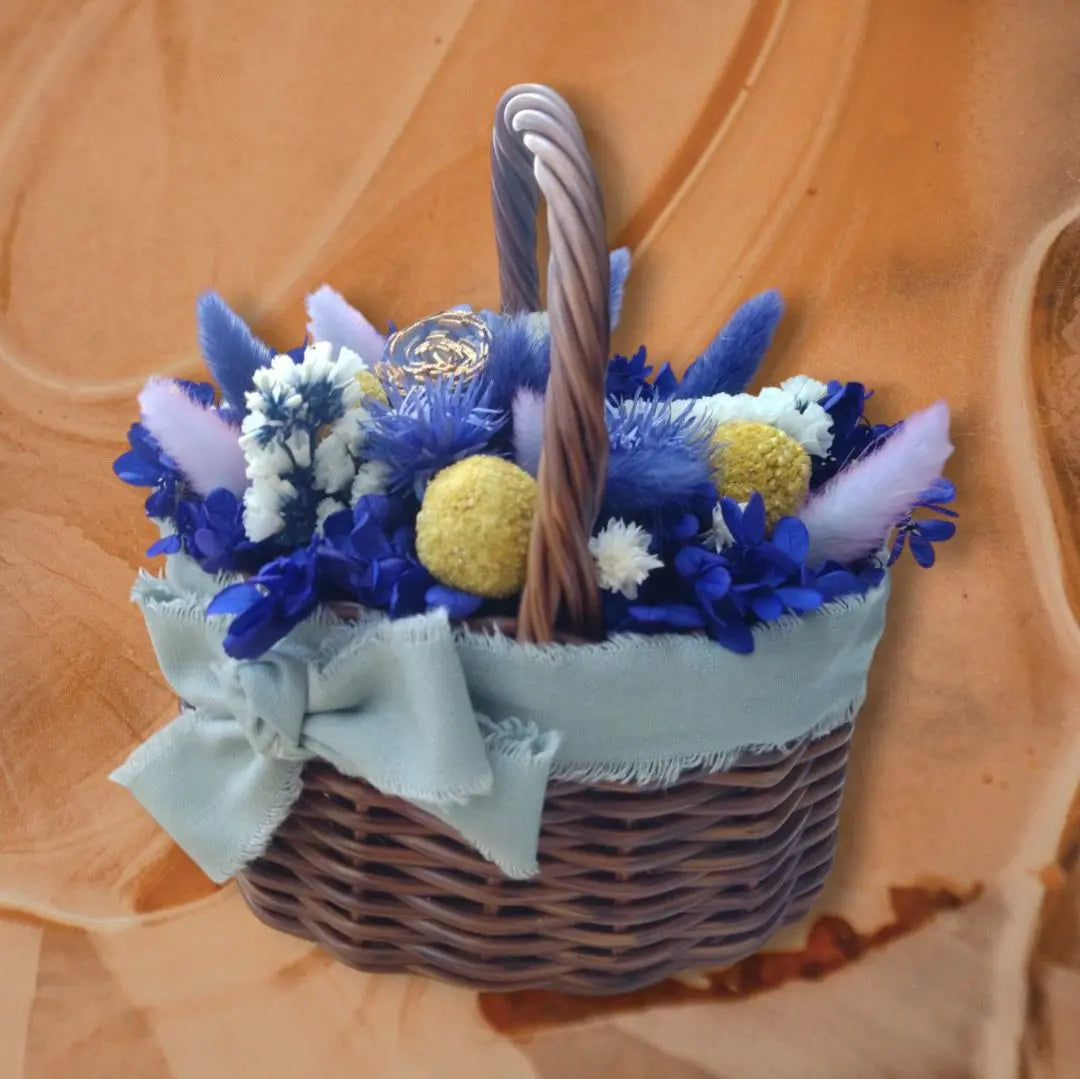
364 379 507 499
603 398 715 519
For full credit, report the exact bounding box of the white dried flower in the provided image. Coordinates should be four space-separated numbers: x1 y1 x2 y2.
780 374 829 408
350 460 390 503
684 386 834 457
283 429 312 468
243 441 293 479
709 502 739 551
314 430 355 494
589 519 664 599
243 475 296 541
239 343 380 544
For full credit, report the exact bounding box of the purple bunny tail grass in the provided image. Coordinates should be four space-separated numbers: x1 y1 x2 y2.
801 399 954 565
305 285 386 365
138 378 248 497
512 388 545 477
673 290 785 399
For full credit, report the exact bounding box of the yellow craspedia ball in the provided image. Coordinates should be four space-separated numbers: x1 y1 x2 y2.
711 421 811 522
356 369 389 406
416 455 537 598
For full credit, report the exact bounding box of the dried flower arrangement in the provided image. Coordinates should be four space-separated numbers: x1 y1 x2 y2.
115 274 956 659
109 83 959 994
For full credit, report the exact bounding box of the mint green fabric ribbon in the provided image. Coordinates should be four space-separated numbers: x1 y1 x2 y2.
112 555 890 883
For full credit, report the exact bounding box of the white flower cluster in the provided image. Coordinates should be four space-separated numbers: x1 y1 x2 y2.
589 519 664 599
681 375 834 457
240 343 385 542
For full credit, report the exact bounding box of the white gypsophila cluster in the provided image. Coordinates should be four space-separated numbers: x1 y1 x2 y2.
680 378 834 457
312 462 391 538
240 342 379 542
779 374 829 408
349 460 391 504
589 519 664 599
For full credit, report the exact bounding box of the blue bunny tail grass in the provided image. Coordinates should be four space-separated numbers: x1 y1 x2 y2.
196 292 275 412
602 398 714 519
609 247 631 327
483 312 550 408
673 290 784 399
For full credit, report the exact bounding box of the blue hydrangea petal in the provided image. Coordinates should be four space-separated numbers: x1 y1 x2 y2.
705 613 755 654
916 518 956 542
775 586 825 612
908 531 937 567
741 493 767 546
146 534 182 557
769 517 810 563
887 530 907 566
221 597 295 660
751 593 784 621
207 582 265 616
628 604 706 629
426 585 483 620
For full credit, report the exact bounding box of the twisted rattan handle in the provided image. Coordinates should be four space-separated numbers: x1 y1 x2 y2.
491 84 611 643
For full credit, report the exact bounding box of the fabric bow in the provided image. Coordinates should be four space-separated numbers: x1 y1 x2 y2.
110 571 559 882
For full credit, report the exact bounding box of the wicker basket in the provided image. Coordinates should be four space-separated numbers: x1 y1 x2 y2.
237 83 856 995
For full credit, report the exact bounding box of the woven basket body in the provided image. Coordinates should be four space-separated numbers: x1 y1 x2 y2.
232 85 866 993
238 724 852 994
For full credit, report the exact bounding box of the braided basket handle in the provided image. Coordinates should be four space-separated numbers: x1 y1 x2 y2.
491 84 611 643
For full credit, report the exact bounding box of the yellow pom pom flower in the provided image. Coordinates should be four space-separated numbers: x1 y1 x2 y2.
355 368 389 406
711 421 811 522
416 456 537 598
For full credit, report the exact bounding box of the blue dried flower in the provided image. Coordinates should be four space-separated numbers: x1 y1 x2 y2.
604 347 680 402
208 538 322 659
673 290 785 399
195 292 275 413
364 379 506 499
114 381 219 520
481 313 550 409
888 477 958 567
603 397 715 519
719 501 825 621
623 495 872 654
114 423 185 520
811 380 895 487
320 496 482 620
147 488 260 573
672 543 756 653
605 347 653 400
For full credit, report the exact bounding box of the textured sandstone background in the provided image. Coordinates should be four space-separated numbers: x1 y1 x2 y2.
1 2 1079 1076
